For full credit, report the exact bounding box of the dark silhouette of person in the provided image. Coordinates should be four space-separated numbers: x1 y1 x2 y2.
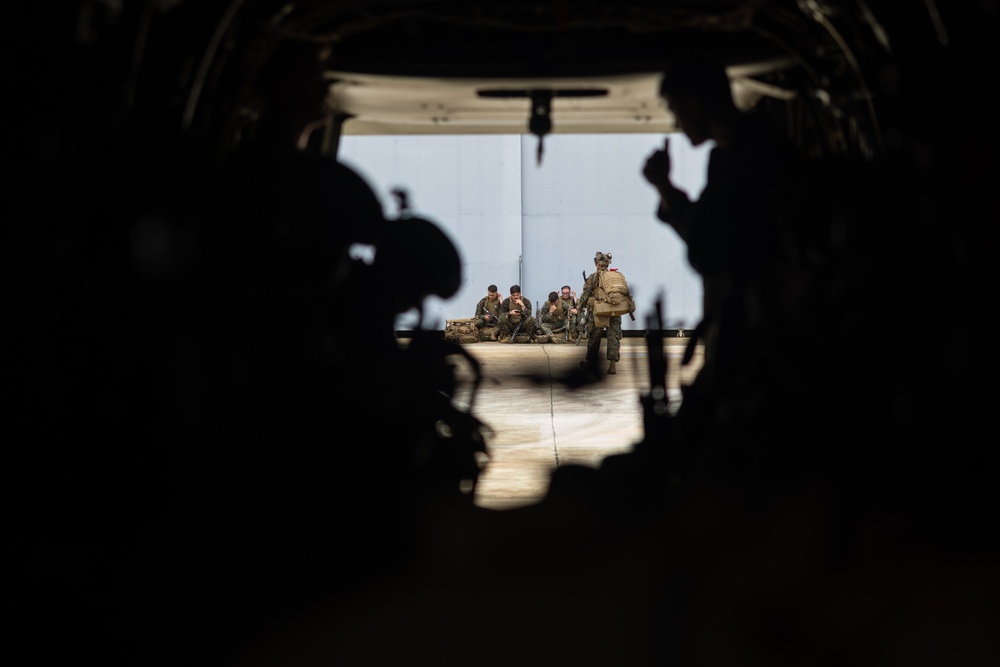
208 43 490 654
641 54 801 470
12 32 490 665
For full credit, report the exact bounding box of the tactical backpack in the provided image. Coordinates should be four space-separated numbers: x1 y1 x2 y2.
444 317 480 344
593 269 636 318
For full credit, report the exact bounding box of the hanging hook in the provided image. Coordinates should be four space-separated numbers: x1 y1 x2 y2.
528 90 553 165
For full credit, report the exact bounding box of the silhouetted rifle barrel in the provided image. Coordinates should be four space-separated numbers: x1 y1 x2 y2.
645 298 668 399
640 297 670 448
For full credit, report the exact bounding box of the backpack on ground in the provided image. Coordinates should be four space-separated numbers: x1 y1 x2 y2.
444 317 480 344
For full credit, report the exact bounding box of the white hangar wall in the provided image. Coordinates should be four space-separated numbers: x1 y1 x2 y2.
338 133 710 331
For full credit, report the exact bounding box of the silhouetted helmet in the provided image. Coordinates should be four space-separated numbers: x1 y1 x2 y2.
375 214 462 314
594 251 612 267
319 160 387 248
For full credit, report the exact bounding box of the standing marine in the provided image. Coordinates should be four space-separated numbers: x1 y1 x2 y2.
577 251 634 374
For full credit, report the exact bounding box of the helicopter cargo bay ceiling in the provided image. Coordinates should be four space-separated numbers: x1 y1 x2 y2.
28 1 986 163
324 58 799 136
310 0 874 141
151 0 969 160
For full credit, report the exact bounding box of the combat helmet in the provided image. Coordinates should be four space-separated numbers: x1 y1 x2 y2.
594 251 612 267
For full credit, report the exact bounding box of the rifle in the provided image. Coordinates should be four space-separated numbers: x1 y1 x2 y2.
478 295 500 325
507 316 523 344
575 306 588 345
576 269 588 345
505 295 529 343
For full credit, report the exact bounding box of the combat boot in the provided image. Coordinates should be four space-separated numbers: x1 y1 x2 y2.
607 361 617 375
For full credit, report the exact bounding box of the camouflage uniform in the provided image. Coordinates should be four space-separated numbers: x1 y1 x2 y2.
473 295 502 341
578 255 622 364
498 294 536 341
538 299 570 342
559 293 581 340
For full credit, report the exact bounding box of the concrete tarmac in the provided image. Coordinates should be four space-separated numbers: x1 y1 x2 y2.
432 334 704 510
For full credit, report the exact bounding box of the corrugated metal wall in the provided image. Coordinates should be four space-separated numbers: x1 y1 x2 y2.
338 133 709 331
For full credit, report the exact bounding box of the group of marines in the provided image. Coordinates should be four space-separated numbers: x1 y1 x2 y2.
473 283 582 344
466 251 629 375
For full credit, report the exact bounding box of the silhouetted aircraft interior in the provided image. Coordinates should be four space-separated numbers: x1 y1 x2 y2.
12 2 998 665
